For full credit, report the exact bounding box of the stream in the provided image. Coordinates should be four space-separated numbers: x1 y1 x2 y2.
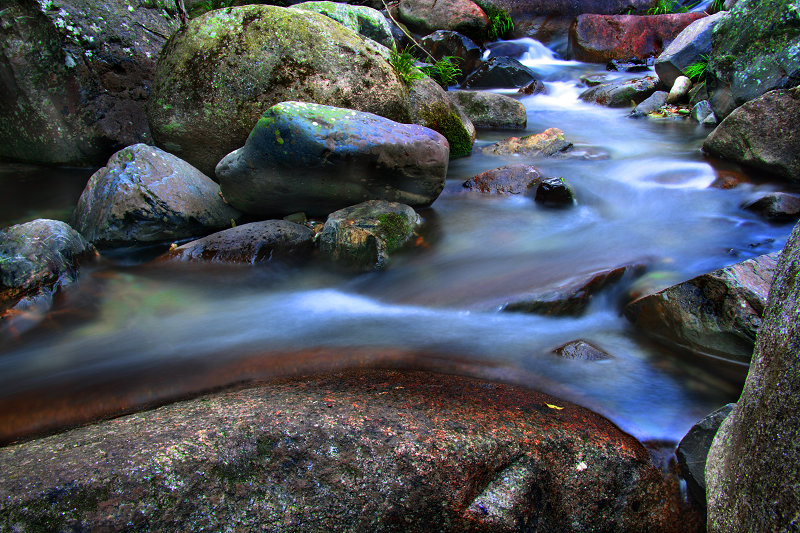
0 38 795 445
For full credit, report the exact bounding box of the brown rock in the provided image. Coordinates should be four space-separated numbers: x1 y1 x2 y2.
0 369 683 532
463 164 542 194
397 0 488 42
569 13 707 63
482 127 573 156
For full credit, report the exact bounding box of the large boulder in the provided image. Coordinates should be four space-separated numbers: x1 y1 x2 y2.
0 219 95 311
161 220 316 264
569 13 707 63
215 102 449 218
0 369 684 531
624 252 779 364
654 12 729 89
148 5 471 175
449 90 527 129
292 1 395 48
703 90 800 184
579 75 663 107
706 0 800 120
318 200 420 270
71 144 240 247
705 221 800 532
0 0 180 166
396 0 488 42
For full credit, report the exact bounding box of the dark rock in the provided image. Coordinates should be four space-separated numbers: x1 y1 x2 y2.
535 177 575 207
318 200 420 271
742 192 800 222
579 76 663 108
703 90 800 184
705 220 800 532
0 369 684 532
463 164 542 194
0 0 180 166
688 81 709 106
70 144 240 247
569 13 707 63
482 128 573 156
606 58 649 72
449 90 527 129
293 1 395 48
553 340 614 361
631 91 668 117
396 0 488 42
676 403 735 509
0 219 95 312
215 102 449 218
518 79 548 94
460 57 540 89
161 221 316 264
419 30 482 80
624 252 779 363
706 0 800 120
504 264 640 316
147 5 469 176
654 12 728 89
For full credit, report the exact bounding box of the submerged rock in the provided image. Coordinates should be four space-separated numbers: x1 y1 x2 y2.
504 264 639 316
579 76 663 108
553 340 614 361
161 221 316 264
463 164 542 194
624 252 779 363
705 221 800 532
676 403 735 510
0 219 95 312
482 128 573 156
318 200 420 271
569 13 707 63
449 90 527 129
0 0 180 166
71 144 240 247
535 177 575 207
742 192 800 222
0 369 684 532
703 90 800 184
216 102 449 218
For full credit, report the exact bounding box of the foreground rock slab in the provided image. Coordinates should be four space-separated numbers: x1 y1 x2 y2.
216 102 448 218
624 252 778 363
0 369 683 532
706 221 800 532
71 144 240 247
703 90 800 184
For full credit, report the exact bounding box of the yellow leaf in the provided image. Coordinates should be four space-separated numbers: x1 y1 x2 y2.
545 403 564 410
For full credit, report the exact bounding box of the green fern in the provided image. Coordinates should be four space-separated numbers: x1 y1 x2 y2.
684 55 709 82
421 56 463 88
647 0 697 14
709 0 726 11
389 47 425 85
475 1 514 40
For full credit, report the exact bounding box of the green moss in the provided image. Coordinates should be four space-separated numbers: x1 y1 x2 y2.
377 212 411 251
420 103 472 158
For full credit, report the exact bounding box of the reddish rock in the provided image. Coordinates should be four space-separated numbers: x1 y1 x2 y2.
569 13 707 63
463 164 542 194
397 0 488 41
482 127 573 157
0 369 683 532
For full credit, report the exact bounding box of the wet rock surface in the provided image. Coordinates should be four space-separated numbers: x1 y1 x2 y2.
706 221 800 532
161 221 316 264
742 192 800 222
553 340 614 361
569 13 706 63
463 164 542 194
703 90 800 184
482 128 573 157
215 102 449 218
460 57 540 89
624 252 779 364
0 369 683 532
70 144 240 247
579 76 663 108
449 90 527 129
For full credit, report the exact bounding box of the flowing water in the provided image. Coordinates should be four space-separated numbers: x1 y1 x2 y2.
1 39 796 445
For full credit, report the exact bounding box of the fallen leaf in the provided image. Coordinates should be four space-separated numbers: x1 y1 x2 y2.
545 403 564 410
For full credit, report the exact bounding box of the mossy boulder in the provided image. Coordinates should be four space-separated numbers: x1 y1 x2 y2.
292 1 395 48
71 144 240 247
449 90 527 129
0 0 180 166
318 200 420 270
406 78 476 158
148 5 410 176
215 102 449 217
706 0 800 119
